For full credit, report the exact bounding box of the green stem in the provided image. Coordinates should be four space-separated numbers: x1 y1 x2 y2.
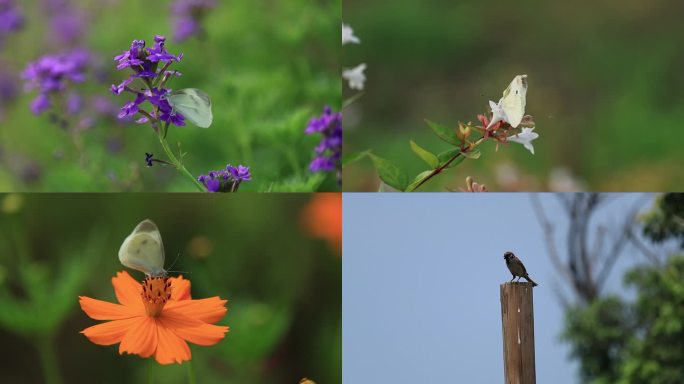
157 134 205 192
186 359 196 384
407 135 486 192
147 358 153 384
342 92 365 109
35 336 63 384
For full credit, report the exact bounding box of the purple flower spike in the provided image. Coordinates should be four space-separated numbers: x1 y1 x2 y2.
198 163 252 192
227 164 252 182
171 0 216 42
22 49 89 116
0 0 24 48
305 106 342 184
112 35 186 127
30 93 51 115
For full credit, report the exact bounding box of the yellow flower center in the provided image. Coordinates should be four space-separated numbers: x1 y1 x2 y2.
141 277 171 317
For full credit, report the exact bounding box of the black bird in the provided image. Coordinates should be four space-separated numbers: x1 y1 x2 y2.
503 251 538 287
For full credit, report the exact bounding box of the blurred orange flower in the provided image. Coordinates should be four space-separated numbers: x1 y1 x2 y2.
301 193 342 255
79 271 228 364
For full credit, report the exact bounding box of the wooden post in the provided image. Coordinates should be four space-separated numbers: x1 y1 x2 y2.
500 282 536 384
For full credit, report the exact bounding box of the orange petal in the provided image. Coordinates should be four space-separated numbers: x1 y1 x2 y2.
112 271 144 310
154 323 191 364
119 316 158 358
79 296 141 320
169 275 191 300
80 317 142 345
165 297 227 323
171 322 229 346
158 312 229 346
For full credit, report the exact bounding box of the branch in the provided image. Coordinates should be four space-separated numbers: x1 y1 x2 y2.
530 194 574 285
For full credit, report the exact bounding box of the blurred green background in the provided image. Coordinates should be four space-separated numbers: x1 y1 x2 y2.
0 0 341 191
343 0 684 191
0 193 341 383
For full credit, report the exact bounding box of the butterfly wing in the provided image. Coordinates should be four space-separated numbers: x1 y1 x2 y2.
501 74 527 128
118 219 166 276
167 88 213 128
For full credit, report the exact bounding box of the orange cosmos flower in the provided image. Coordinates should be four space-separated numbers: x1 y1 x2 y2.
79 271 229 364
301 193 342 255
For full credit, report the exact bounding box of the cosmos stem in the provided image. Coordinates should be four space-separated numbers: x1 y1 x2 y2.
187 358 197 384
35 335 63 384
147 357 153 384
157 133 205 192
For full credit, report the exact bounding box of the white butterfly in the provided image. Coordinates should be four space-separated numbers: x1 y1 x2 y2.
118 219 166 277
486 74 528 130
166 88 213 128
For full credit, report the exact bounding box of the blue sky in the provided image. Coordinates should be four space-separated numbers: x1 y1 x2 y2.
343 193 655 384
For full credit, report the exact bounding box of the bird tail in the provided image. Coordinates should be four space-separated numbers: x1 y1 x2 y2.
524 276 538 287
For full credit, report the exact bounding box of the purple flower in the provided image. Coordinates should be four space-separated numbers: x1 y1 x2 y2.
30 93 51 115
0 0 24 48
0 67 17 102
66 92 81 115
112 36 187 127
305 106 342 184
171 0 216 42
39 0 94 47
0 68 17 120
50 9 86 46
227 164 252 182
160 110 186 126
117 93 145 119
21 49 89 116
114 37 181 73
197 163 251 192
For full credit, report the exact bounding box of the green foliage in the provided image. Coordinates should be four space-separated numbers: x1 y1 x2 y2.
0 228 106 336
562 193 684 384
364 119 481 192
0 194 341 383
561 297 633 383
343 0 684 191
618 257 684 384
562 257 684 384
369 153 408 191
0 0 340 192
425 120 460 147
409 140 439 169
437 148 465 169
641 193 684 247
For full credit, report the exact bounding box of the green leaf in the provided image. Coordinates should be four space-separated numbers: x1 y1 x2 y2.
409 140 439 169
369 154 409 191
437 148 466 169
406 170 434 191
342 150 371 167
461 149 481 159
425 119 461 146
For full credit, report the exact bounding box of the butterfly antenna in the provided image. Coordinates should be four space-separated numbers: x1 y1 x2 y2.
166 250 192 275
167 250 182 271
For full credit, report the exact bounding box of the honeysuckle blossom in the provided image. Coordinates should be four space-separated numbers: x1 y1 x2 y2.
486 99 507 130
507 127 539 154
342 23 360 45
342 63 366 90
461 176 487 192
